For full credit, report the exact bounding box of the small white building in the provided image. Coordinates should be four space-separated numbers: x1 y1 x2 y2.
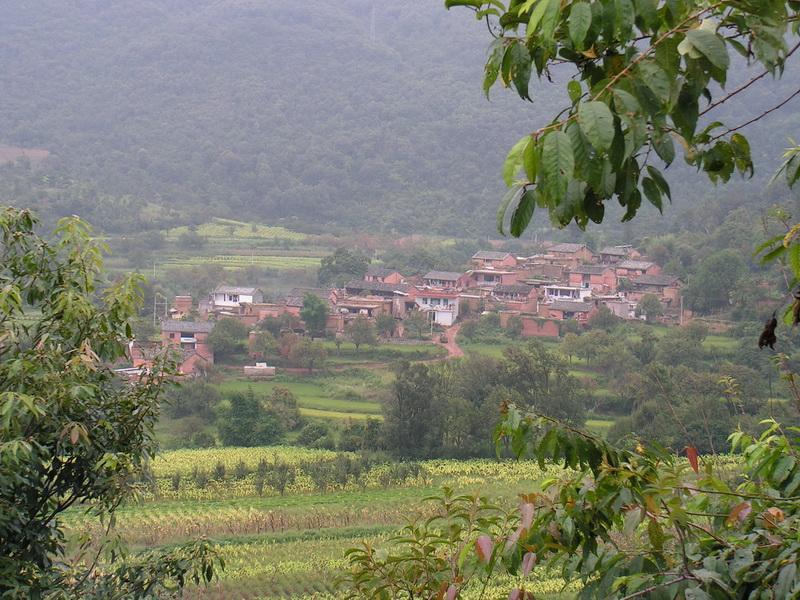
211 286 263 309
415 293 460 327
542 285 592 302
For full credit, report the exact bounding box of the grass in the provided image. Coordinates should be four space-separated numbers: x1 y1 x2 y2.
165 218 307 242
215 376 383 419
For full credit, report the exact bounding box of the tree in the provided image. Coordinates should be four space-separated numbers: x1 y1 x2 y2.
683 249 747 313
403 309 429 339
207 317 249 358
266 387 303 430
217 389 284 446
636 293 664 322
165 380 220 420
0 208 219 597
560 332 581 364
288 338 327 373
249 329 277 358
447 1 795 235
587 305 618 331
317 247 370 287
375 313 397 338
383 362 445 459
300 292 329 336
347 316 377 351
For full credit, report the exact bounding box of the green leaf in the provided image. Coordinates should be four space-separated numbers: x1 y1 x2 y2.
542 130 575 200
539 0 562 44
652 129 675 165
568 2 592 50
503 136 530 186
523 136 538 180
775 563 797 600
686 29 729 70
510 42 533 100
646 165 671 201
567 80 582 104
641 177 662 213
578 101 615 152
497 184 525 234
510 189 536 237
637 61 671 103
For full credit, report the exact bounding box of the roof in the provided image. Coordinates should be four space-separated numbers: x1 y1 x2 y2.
423 271 463 281
473 250 512 260
344 280 410 294
494 284 535 296
617 260 655 270
599 246 628 256
213 285 261 295
632 274 681 287
366 265 398 277
284 287 332 307
548 300 593 313
570 265 611 275
549 242 587 254
161 320 215 333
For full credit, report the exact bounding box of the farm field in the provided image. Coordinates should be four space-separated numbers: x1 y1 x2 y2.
63 446 573 599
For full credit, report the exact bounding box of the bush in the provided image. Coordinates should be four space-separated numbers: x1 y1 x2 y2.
189 431 215 448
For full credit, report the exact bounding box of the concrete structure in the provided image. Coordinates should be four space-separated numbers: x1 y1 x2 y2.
543 285 592 302
415 290 460 326
211 286 264 309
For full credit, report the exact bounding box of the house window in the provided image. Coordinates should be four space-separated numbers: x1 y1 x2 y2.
169 333 175 339
228 294 239 303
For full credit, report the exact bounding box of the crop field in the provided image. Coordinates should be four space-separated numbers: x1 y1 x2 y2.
215 372 385 419
165 218 308 243
64 446 574 599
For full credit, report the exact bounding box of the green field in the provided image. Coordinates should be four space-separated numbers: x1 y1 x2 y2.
63 446 572 598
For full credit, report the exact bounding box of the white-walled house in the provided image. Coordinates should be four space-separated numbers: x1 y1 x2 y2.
211 286 264 309
415 291 460 327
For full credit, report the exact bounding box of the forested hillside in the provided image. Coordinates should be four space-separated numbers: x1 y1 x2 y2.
0 0 798 236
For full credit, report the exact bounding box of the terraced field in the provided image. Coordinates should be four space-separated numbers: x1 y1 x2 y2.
64 447 573 599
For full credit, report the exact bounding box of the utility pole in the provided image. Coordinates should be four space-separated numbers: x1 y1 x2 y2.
153 292 168 329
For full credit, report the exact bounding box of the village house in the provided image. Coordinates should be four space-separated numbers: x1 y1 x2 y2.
547 242 595 267
210 286 264 310
615 260 661 280
471 250 518 269
540 300 596 322
415 289 460 326
542 284 592 302
364 265 404 284
422 271 466 289
498 312 560 338
491 284 538 313
568 265 617 294
598 245 641 264
156 320 215 375
627 274 683 306
466 268 520 288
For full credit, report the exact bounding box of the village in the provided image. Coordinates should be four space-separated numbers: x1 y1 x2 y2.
128 242 685 376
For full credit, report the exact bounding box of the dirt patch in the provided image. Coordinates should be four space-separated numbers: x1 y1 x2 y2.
0 145 50 164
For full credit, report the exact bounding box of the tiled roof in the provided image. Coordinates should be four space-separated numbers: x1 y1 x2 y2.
599 246 628 256
423 271 463 281
632 274 681 286
570 265 611 275
473 251 512 260
617 260 655 270
284 287 332 307
214 285 260 295
547 300 593 312
550 242 587 253
344 280 410 294
161 320 215 333
366 265 398 277
494 284 535 295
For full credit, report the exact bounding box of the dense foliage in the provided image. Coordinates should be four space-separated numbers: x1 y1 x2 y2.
448 0 800 234
0 208 219 598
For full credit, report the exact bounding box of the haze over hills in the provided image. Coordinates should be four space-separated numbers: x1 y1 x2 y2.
0 0 798 237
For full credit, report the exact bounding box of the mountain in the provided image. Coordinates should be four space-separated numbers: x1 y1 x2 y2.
0 0 798 237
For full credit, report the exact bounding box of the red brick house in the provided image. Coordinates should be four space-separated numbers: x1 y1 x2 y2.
471 250 518 269
540 300 596 322
467 268 519 288
422 271 467 289
568 265 617 294
160 320 215 371
364 265 405 284
547 243 595 268
627 274 682 306
492 284 538 313
615 260 661 279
